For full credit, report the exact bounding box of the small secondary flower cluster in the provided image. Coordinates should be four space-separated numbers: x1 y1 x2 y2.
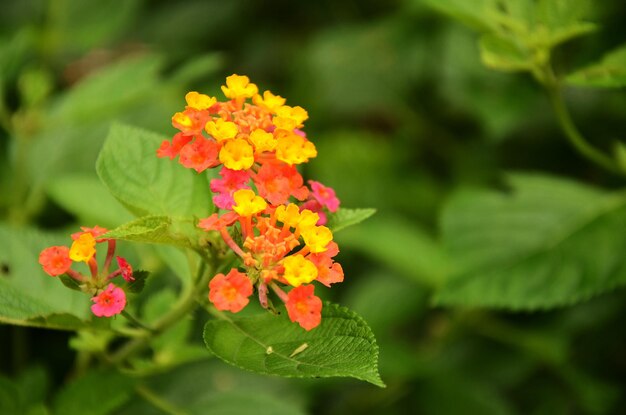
162 75 342 330
38 226 134 317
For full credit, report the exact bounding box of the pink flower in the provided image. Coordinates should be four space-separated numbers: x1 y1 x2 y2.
116 256 134 281
210 167 251 210
309 180 340 212
91 284 126 317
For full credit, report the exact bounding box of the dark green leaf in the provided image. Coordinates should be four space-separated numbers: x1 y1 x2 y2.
53 370 134 415
204 303 384 387
436 173 626 309
58 274 83 292
126 270 150 293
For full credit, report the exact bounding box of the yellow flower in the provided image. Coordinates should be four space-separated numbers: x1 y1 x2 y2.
282 254 318 287
297 210 320 232
185 91 216 110
172 112 192 129
253 90 286 113
219 138 254 170
221 74 258 100
275 203 302 228
205 118 239 141
69 233 96 262
232 189 267 217
301 226 333 253
275 133 317 165
276 105 308 126
248 129 276 153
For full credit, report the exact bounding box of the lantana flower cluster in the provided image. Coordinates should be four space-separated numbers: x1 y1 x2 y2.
38 226 134 317
161 75 342 330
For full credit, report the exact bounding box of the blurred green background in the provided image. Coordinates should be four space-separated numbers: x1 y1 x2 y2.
1 0 626 414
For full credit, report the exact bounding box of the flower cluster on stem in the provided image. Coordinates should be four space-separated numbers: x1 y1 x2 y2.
38 226 134 318
161 74 343 330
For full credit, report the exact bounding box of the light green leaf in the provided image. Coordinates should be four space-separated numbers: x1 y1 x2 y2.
103 215 199 249
436 173 626 309
326 208 375 232
535 0 596 47
566 44 626 88
46 174 133 228
204 303 384 387
96 123 213 217
479 34 533 72
0 225 89 329
53 370 134 415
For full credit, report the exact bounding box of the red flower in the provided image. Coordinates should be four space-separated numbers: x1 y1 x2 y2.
286 284 322 331
209 269 253 313
179 137 220 173
254 162 308 205
38 246 72 276
116 256 134 281
157 132 193 159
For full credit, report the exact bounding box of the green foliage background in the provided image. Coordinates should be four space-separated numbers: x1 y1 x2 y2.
1 0 626 414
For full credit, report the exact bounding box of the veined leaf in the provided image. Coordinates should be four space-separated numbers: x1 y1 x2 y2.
436 174 626 309
326 208 376 233
103 215 199 249
204 303 384 387
96 123 213 218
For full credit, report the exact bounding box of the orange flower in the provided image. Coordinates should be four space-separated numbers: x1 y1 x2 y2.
209 269 253 313
286 285 322 331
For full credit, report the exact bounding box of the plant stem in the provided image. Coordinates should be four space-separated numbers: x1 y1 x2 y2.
136 384 188 415
541 66 621 175
121 310 155 332
109 258 213 365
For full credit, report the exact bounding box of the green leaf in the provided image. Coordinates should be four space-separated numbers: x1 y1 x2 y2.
421 0 502 32
436 173 626 309
0 225 89 329
204 303 384 387
103 215 199 249
58 274 83 292
53 370 134 415
566 44 626 88
96 123 213 217
46 174 133 228
326 208 376 232
336 214 448 287
186 391 307 415
479 34 533 72
614 141 626 173
126 270 150 293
